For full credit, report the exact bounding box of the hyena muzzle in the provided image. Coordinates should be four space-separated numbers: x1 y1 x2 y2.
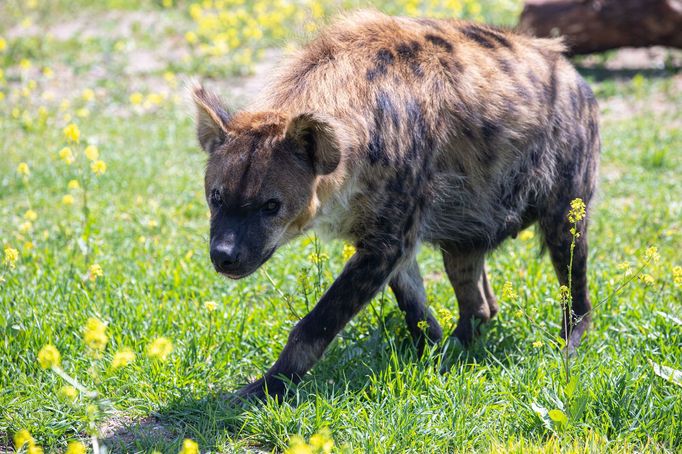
191 11 599 400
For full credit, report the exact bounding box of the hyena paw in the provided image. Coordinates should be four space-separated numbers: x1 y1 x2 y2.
231 375 287 404
452 312 490 346
561 314 591 354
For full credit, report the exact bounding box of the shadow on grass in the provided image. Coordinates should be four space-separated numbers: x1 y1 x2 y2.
101 312 526 452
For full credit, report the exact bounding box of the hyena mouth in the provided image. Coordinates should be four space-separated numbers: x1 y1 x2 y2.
222 246 277 280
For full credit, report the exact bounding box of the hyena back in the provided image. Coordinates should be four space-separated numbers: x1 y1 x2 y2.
192 11 600 399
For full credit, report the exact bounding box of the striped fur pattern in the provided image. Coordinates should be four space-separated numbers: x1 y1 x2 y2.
193 11 600 400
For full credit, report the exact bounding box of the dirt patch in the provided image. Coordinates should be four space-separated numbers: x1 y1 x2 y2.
99 412 179 452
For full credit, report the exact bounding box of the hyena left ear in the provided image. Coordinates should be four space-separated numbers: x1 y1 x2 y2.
192 85 232 154
285 113 345 175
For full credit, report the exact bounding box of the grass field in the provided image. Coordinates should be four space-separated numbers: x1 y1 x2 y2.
1 1 681 453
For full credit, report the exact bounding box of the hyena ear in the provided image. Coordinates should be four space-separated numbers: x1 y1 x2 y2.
192 85 232 154
285 113 344 175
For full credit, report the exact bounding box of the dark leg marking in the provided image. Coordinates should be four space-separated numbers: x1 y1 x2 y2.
390 258 443 354
441 248 497 345
237 246 406 400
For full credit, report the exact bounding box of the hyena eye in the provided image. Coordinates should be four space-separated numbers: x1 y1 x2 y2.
262 199 281 216
209 189 222 208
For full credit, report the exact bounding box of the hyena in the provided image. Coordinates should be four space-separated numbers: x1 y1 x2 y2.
192 11 599 400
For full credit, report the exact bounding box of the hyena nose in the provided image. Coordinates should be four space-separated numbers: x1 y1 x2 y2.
210 243 240 270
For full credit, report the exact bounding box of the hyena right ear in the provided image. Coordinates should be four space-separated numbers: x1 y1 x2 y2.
285 113 346 175
192 85 232 154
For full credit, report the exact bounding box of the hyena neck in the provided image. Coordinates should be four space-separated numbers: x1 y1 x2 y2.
311 171 360 241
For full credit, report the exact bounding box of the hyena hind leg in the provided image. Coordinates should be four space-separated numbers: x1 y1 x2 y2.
389 258 443 354
441 247 498 345
540 208 592 352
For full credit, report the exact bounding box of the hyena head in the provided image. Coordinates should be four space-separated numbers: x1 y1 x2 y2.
193 86 344 278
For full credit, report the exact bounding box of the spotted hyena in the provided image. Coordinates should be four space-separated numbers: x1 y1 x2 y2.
192 11 599 400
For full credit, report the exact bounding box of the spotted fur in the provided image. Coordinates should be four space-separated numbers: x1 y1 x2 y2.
193 10 600 400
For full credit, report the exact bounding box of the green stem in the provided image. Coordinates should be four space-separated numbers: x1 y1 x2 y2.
52 366 98 398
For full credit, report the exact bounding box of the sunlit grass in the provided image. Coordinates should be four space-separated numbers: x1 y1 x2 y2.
1 0 681 452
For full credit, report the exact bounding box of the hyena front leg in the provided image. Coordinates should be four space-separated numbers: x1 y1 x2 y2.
236 242 411 400
441 247 498 344
389 258 443 354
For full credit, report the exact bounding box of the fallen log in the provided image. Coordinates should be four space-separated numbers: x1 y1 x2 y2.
518 0 682 54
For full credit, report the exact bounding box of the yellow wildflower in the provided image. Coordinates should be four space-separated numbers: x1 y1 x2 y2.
88 263 104 280
37 344 61 369
24 209 37 221
284 436 313 454
91 160 107 175
616 261 632 275
640 274 655 286
309 428 334 454
28 445 44 454
645 246 660 263
342 244 355 261
307 251 329 265
81 88 95 102
42 67 54 78
417 320 429 331
19 221 33 233
567 198 586 223
147 336 173 361
76 108 90 118
19 58 32 70
437 307 453 324
559 285 570 301
111 347 136 369
203 300 217 312
62 194 75 206
518 230 534 241
83 317 108 351
17 162 30 176
63 123 80 143
532 340 543 348
129 92 144 105
179 438 199 454
65 441 87 454
145 93 163 106
24 241 34 251
58 385 78 401
68 179 81 190
673 266 682 286
59 147 75 165
14 429 34 450
163 71 177 86
185 31 199 44
4 245 19 268
84 145 99 161
502 281 517 300
0 37 6 52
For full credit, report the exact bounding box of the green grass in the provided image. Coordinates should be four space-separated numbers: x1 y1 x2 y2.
1 2 681 453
